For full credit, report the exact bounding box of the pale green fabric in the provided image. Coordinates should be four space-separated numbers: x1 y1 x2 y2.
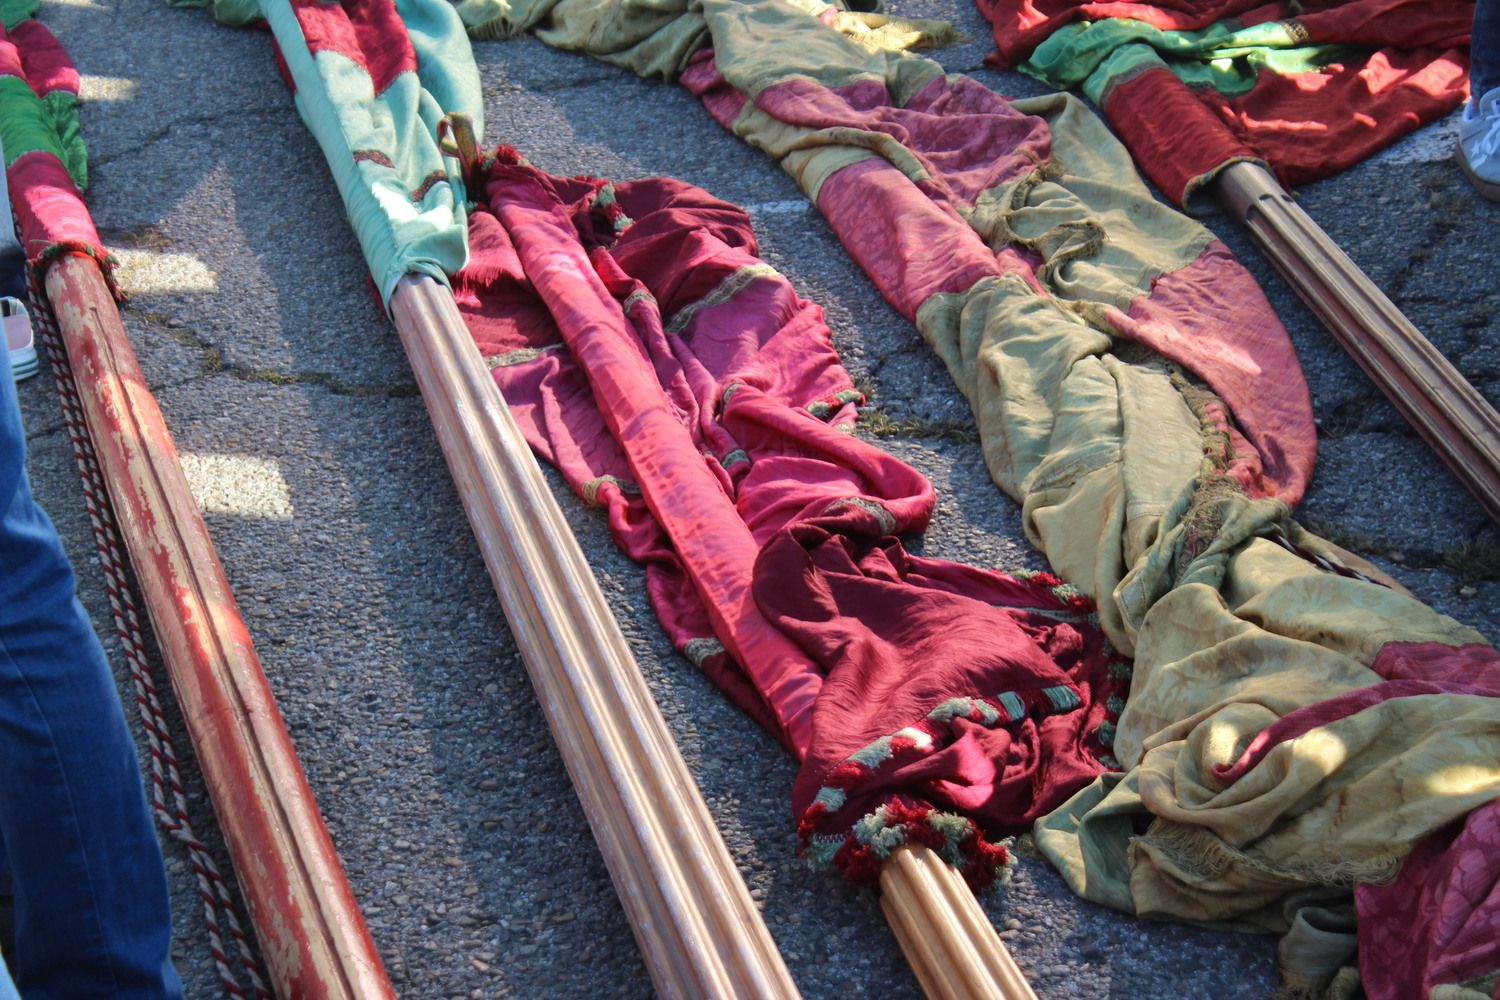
260 0 482 303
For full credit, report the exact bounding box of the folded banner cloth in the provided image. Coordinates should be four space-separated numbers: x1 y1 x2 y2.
442 1 1500 993
455 154 1124 880
261 0 482 302
974 0 1472 205
224 0 1500 991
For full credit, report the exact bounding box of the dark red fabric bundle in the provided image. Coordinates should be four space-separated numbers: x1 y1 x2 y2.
977 0 1473 204
452 152 1122 881
980 0 1471 69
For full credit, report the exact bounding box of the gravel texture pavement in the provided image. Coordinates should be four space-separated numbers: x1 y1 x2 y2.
15 0 1499 997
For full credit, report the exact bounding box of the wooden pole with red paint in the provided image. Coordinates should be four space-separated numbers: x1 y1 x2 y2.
43 252 394 999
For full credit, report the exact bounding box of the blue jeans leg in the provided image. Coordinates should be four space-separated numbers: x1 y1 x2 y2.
0 950 19 1000
0 360 182 997
1475 0 1500 100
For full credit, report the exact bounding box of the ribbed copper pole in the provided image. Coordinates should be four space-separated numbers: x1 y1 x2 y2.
388 274 801 999
1215 162 1500 524
881 846 1039 1000
43 253 393 999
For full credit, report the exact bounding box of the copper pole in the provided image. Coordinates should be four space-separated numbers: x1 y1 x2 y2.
388 274 800 999
881 846 1039 1000
1215 162 1500 524
43 253 393 999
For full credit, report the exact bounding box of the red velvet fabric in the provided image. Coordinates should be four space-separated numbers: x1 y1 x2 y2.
758 516 1118 840
8 149 107 270
452 155 1120 872
815 158 1015 317
1357 800 1500 1000
5 20 79 96
1106 51 1468 203
980 0 1472 70
1101 66 1260 203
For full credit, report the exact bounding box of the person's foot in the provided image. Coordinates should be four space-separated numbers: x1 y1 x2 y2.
1 297 35 382
1457 87 1500 202
2 298 34 382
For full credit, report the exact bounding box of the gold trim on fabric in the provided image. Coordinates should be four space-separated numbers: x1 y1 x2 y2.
621 288 657 314
682 637 727 667
665 264 779 334
582 474 641 506
825 496 897 535
484 344 565 369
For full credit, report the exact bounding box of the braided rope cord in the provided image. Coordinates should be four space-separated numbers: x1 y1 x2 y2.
27 267 273 1000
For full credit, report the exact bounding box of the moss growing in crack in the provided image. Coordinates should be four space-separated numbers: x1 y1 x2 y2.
99 226 173 251
243 369 297 385
857 406 979 444
1443 535 1500 586
238 368 419 398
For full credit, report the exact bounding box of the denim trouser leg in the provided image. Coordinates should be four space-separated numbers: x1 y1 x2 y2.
1475 0 1500 100
0 950 18 1000
0 360 181 997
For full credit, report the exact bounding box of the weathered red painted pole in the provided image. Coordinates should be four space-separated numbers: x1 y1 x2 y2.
43 253 394 999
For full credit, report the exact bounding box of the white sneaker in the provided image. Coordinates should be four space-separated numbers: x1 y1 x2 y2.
2 297 36 382
1457 86 1500 202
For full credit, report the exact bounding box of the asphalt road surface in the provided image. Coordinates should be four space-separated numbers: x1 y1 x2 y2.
16 0 1500 996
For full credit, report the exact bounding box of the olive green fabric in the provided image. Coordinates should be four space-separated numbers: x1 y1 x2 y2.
453 0 952 82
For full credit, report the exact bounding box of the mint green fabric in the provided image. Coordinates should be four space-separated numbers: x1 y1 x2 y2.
260 0 483 303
